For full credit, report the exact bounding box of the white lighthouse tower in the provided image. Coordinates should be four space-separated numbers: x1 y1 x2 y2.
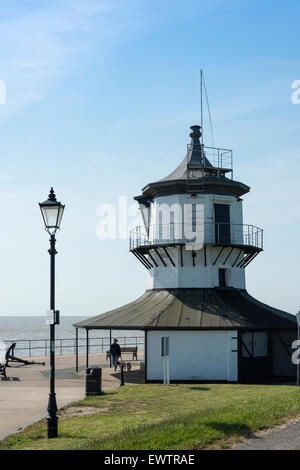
132 124 261 292
75 124 297 384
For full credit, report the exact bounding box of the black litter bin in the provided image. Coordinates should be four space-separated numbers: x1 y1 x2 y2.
85 367 102 396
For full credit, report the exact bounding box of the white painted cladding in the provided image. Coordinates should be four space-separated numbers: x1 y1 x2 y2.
149 193 243 228
146 330 238 382
144 193 246 289
146 246 246 289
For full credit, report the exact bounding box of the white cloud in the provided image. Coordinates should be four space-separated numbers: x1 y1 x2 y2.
0 0 115 115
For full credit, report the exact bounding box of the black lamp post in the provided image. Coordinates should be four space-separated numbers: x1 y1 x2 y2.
296 312 300 386
39 187 65 439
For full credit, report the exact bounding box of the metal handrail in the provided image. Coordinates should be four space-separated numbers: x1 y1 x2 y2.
129 222 263 251
187 144 233 172
1 336 145 358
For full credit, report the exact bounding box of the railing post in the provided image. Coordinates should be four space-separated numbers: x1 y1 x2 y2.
75 329 79 372
29 340 31 357
86 329 89 369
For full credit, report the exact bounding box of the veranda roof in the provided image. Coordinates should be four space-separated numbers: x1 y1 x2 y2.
73 288 296 331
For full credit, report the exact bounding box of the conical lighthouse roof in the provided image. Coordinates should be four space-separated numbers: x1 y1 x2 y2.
135 125 250 201
160 125 213 181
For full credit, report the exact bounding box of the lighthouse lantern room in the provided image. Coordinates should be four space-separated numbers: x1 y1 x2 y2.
74 125 297 384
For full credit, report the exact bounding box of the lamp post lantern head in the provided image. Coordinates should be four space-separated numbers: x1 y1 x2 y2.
39 187 65 235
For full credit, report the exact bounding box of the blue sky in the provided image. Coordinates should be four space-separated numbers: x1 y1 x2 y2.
0 0 299 316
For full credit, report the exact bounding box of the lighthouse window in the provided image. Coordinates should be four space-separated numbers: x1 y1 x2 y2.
242 332 268 357
158 211 163 240
219 268 226 287
170 212 175 240
214 204 230 244
192 204 197 232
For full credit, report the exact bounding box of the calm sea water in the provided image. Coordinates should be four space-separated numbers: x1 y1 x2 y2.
0 316 144 357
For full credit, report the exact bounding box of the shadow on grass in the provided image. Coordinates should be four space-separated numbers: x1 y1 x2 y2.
111 369 145 384
206 421 251 436
67 409 253 450
89 390 118 398
56 434 88 440
188 387 211 391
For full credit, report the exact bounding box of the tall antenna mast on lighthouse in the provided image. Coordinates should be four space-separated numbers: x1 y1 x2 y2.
200 69 203 145
200 69 215 150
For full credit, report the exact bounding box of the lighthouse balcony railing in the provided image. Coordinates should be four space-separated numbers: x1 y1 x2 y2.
187 144 233 174
129 223 263 251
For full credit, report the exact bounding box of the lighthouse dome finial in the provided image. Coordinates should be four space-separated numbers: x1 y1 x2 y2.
189 125 202 140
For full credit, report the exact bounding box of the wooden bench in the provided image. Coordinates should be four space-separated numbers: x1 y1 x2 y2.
106 346 138 361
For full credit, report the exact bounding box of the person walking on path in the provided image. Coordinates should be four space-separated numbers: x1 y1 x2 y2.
110 338 121 372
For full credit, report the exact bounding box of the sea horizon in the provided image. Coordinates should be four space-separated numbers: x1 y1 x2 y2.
0 315 144 357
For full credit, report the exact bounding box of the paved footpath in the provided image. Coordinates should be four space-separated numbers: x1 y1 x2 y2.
233 416 300 450
0 353 142 440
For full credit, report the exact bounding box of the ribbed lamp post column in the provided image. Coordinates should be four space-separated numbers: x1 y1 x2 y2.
296 312 300 386
39 188 65 438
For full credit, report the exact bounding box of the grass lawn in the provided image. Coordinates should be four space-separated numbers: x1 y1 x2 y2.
1 383 300 450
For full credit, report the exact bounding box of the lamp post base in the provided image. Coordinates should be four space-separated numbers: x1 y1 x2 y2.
47 392 58 438
47 415 58 439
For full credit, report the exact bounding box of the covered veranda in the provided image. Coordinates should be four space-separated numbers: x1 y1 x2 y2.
73 288 297 384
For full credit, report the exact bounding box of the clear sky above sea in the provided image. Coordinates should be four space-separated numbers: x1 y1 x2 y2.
0 0 299 316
